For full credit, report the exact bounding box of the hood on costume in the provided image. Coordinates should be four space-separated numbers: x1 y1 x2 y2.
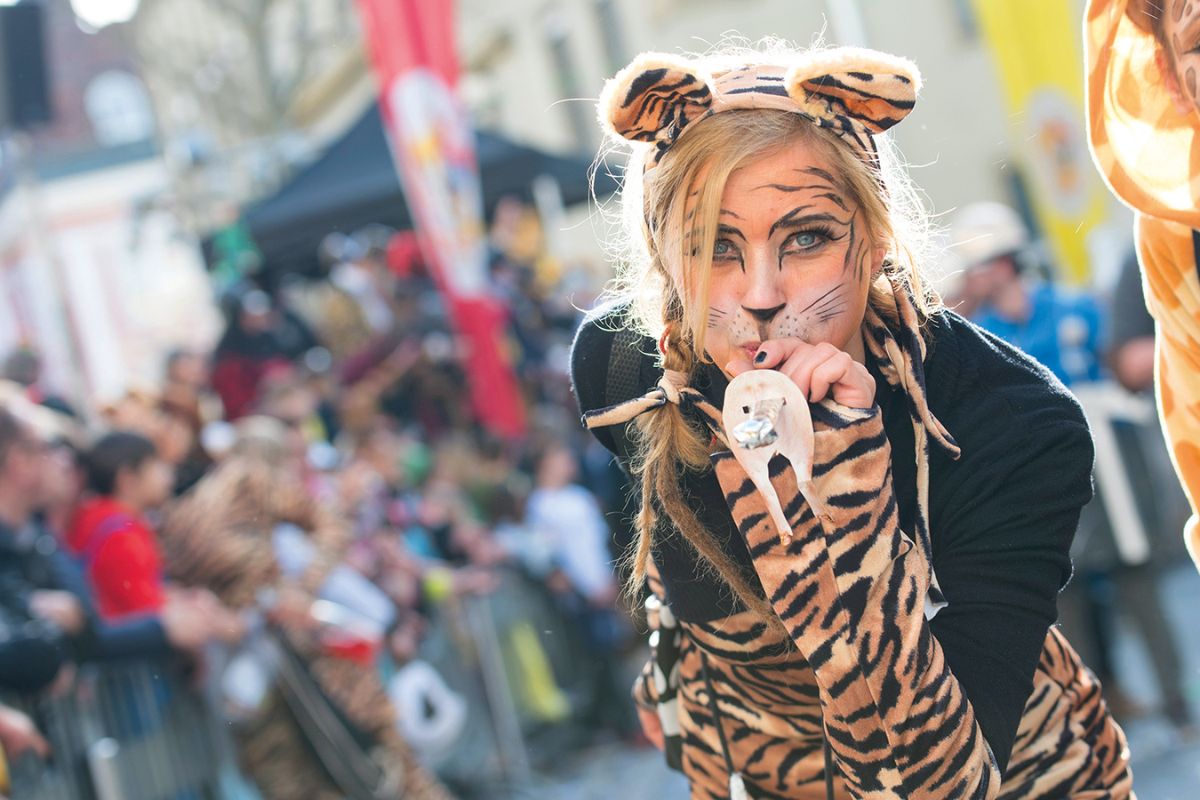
1086 0 1200 227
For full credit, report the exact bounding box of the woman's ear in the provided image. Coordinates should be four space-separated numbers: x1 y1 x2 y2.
1155 48 1196 115
871 245 888 278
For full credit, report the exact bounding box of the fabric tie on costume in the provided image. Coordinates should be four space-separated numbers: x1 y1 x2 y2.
580 368 696 430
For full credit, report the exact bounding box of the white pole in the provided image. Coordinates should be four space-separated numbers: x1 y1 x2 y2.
826 0 870 47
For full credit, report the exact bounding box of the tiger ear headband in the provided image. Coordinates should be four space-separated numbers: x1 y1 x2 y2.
597 47 922 169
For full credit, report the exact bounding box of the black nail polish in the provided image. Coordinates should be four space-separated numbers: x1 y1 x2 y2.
754 351 767 364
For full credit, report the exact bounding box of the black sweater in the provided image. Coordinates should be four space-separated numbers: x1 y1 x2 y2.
570 305 1093 773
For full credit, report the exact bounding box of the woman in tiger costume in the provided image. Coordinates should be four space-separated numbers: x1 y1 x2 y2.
572 43 1136 799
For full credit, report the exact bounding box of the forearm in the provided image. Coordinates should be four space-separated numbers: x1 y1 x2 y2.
714 404 1000 799
0 632 68 694
86 618 172 662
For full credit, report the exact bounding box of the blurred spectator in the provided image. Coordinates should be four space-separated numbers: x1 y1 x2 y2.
161 349 218 421
526 444 632 738
1 349 75 419
211 290 317 419
64 431 234 656
35 438 186 663
0 401 227 676
161 417 453 800
67 432 174 620
1109 250 1157 394
526 444 617 607
0 408 72 693
257 372 327 444
948 202 1105 386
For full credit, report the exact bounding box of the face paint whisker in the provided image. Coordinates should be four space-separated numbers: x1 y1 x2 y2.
809 288 848 311
811 298 847 316
798 285 843 313
816 306 848 323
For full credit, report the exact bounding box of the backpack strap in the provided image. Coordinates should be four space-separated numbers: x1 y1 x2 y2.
79 514 137 569
605 327 647 468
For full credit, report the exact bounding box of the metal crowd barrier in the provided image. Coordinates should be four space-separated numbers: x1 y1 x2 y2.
0 570 625 799
413 568 609 793
4 659 229 800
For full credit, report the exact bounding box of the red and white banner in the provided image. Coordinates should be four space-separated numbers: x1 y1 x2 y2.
356 0 526 438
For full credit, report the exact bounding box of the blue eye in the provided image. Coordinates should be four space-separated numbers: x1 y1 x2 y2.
713 239 737 260
784 228 832 253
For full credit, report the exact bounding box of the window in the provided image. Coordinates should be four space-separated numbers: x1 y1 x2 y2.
84 70 155 146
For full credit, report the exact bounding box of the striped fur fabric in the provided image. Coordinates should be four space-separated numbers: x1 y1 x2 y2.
598 48 921 168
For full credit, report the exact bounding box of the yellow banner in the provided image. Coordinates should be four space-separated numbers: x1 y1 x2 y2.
973 0 1107 283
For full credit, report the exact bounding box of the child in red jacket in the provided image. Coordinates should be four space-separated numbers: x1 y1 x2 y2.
68 432 181 621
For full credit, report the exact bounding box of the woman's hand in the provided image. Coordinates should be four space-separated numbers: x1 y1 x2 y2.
726 339 875 409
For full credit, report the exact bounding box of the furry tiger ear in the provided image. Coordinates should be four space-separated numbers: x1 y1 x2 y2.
785 48 921 135
598 53 714 151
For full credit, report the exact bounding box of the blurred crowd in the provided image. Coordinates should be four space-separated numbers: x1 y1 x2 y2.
0 198 640 798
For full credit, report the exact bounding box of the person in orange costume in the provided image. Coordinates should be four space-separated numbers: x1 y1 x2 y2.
1086 0 1200 570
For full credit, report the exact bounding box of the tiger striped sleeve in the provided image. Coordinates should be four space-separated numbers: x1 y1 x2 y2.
711 401 1001 799
159 467 275 607
264 475 353 597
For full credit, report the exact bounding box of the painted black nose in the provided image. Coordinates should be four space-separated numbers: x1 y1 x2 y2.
743 303 786 323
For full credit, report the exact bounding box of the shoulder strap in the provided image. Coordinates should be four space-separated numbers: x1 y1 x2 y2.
79 514 136 568
605 327 646 467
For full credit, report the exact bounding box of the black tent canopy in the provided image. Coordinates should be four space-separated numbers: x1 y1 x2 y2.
241 103 618 276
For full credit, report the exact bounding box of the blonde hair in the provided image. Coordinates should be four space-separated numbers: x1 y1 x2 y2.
596 44 940 618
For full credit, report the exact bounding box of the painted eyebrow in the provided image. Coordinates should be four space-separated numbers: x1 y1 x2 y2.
753 181 852 213
717 223 745 239
718 208 743 219
768 209 849 238
798 166 839 183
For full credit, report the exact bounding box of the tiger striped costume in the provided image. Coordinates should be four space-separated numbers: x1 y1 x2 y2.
578 282 1134 799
